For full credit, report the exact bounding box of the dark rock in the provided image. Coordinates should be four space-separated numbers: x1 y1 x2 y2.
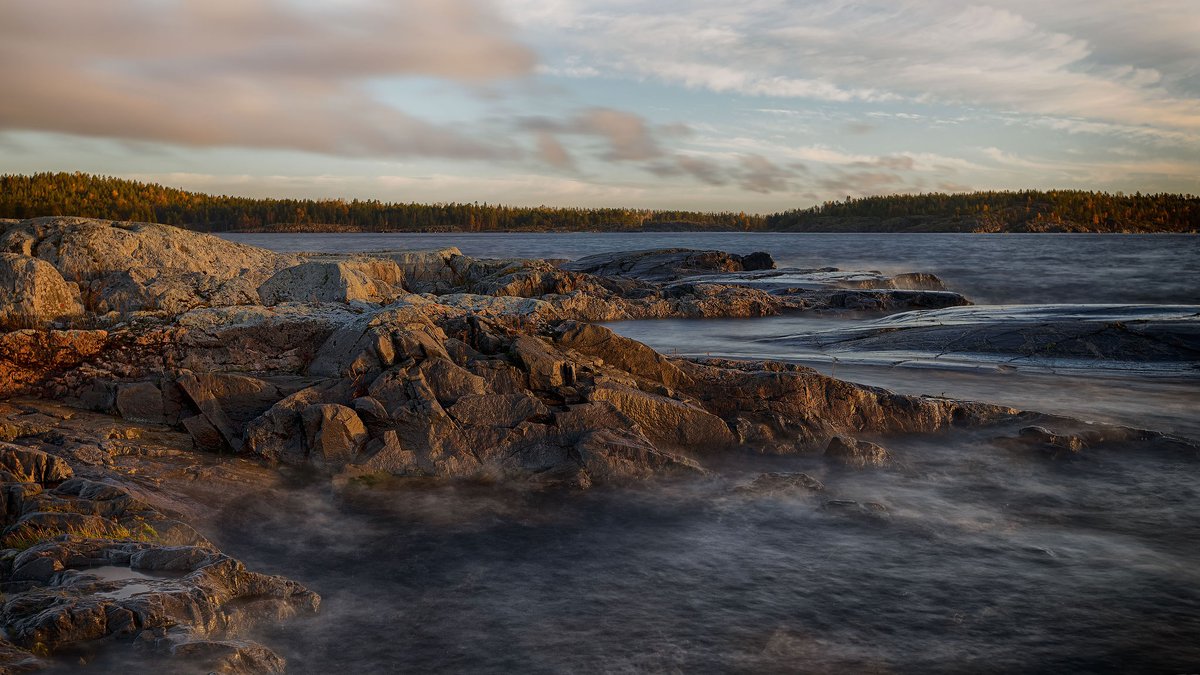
562 248 776 282
1018 426 1087 453
736 472 824 494
824 436 892 468
115 381 165 424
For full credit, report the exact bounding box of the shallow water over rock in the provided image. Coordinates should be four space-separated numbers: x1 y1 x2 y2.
207 423 1199 674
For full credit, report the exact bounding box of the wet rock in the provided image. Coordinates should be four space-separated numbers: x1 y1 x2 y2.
257 259 405 305
0 253 85 330
301 404 368 468
562 248 775 282
824 436 892 468
0 540 319 657
1017 426 1087 453
735 472 825 495
129 546 218 572
0 639 45 673
165 638 286 674
821 499 890 521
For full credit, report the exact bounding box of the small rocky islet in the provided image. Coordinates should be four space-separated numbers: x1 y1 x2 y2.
0 216 1192 673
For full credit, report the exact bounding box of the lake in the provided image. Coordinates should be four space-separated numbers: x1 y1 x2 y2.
207 231 1200 674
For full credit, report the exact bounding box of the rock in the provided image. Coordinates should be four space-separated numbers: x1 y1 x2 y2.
510 335 575 390
243 386 333 464
821 499 890 521
181 414 228 453
0 329 108 398
355 430 422 476
0 639 45 673
130 545 218 571
1 541 319 657
446 393 549 427
0 444 73 484
166 638 287 674
0 253 84 329
554 321 692 388
824 436 892 468
115 381 166 424
575 428 703 483
1018 426 1087 453
301 404 368 468
351 396 391 435
177 373 288 452
0 217 289 283
562 248 776 282
588 382 737 450
258 259 405 305
374 247 462 292
735 472 824 495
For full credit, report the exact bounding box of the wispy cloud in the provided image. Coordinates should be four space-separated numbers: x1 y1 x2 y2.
0 0 536 159
509 0 1200 131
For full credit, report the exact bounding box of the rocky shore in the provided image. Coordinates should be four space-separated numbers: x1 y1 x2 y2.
0 217 1189 672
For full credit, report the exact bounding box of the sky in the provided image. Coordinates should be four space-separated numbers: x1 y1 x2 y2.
1 0 1198 213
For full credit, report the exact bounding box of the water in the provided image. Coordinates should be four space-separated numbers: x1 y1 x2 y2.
222 232 1200 305
214 426 1200 674
203 231 1200 673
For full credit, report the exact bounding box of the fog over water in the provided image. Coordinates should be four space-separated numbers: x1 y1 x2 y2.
209 232 1199 673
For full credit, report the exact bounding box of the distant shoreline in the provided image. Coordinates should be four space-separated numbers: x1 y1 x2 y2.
4 172 1198 234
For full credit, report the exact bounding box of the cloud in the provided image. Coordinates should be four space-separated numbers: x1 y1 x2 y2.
507 0 1200 131
524 108 668 162
535 132 575 169
735 154 796 193
0 0 536 159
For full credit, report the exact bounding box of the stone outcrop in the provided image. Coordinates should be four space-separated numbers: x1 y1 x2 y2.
824 435 892 468
0 215 1191 672
258 259 405 305
561 248 775 281
0 439 318 673
0 217 287 281
0 253 84 329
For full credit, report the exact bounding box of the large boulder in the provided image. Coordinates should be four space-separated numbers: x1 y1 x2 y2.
257 259 405 305
0 217 287 282
374 247 462 292
0 253 84 329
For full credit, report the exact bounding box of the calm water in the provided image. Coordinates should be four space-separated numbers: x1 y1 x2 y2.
203 231 1200 674
222 232 1200 305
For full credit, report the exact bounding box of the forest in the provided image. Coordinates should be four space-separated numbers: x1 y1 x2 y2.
1 173 1196 233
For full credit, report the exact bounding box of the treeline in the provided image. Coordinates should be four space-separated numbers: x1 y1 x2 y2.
1 173 1196 233
767 190 1200 233
0 173 762 232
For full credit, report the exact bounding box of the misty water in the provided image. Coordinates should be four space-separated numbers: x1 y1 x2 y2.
211 232 1199 673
